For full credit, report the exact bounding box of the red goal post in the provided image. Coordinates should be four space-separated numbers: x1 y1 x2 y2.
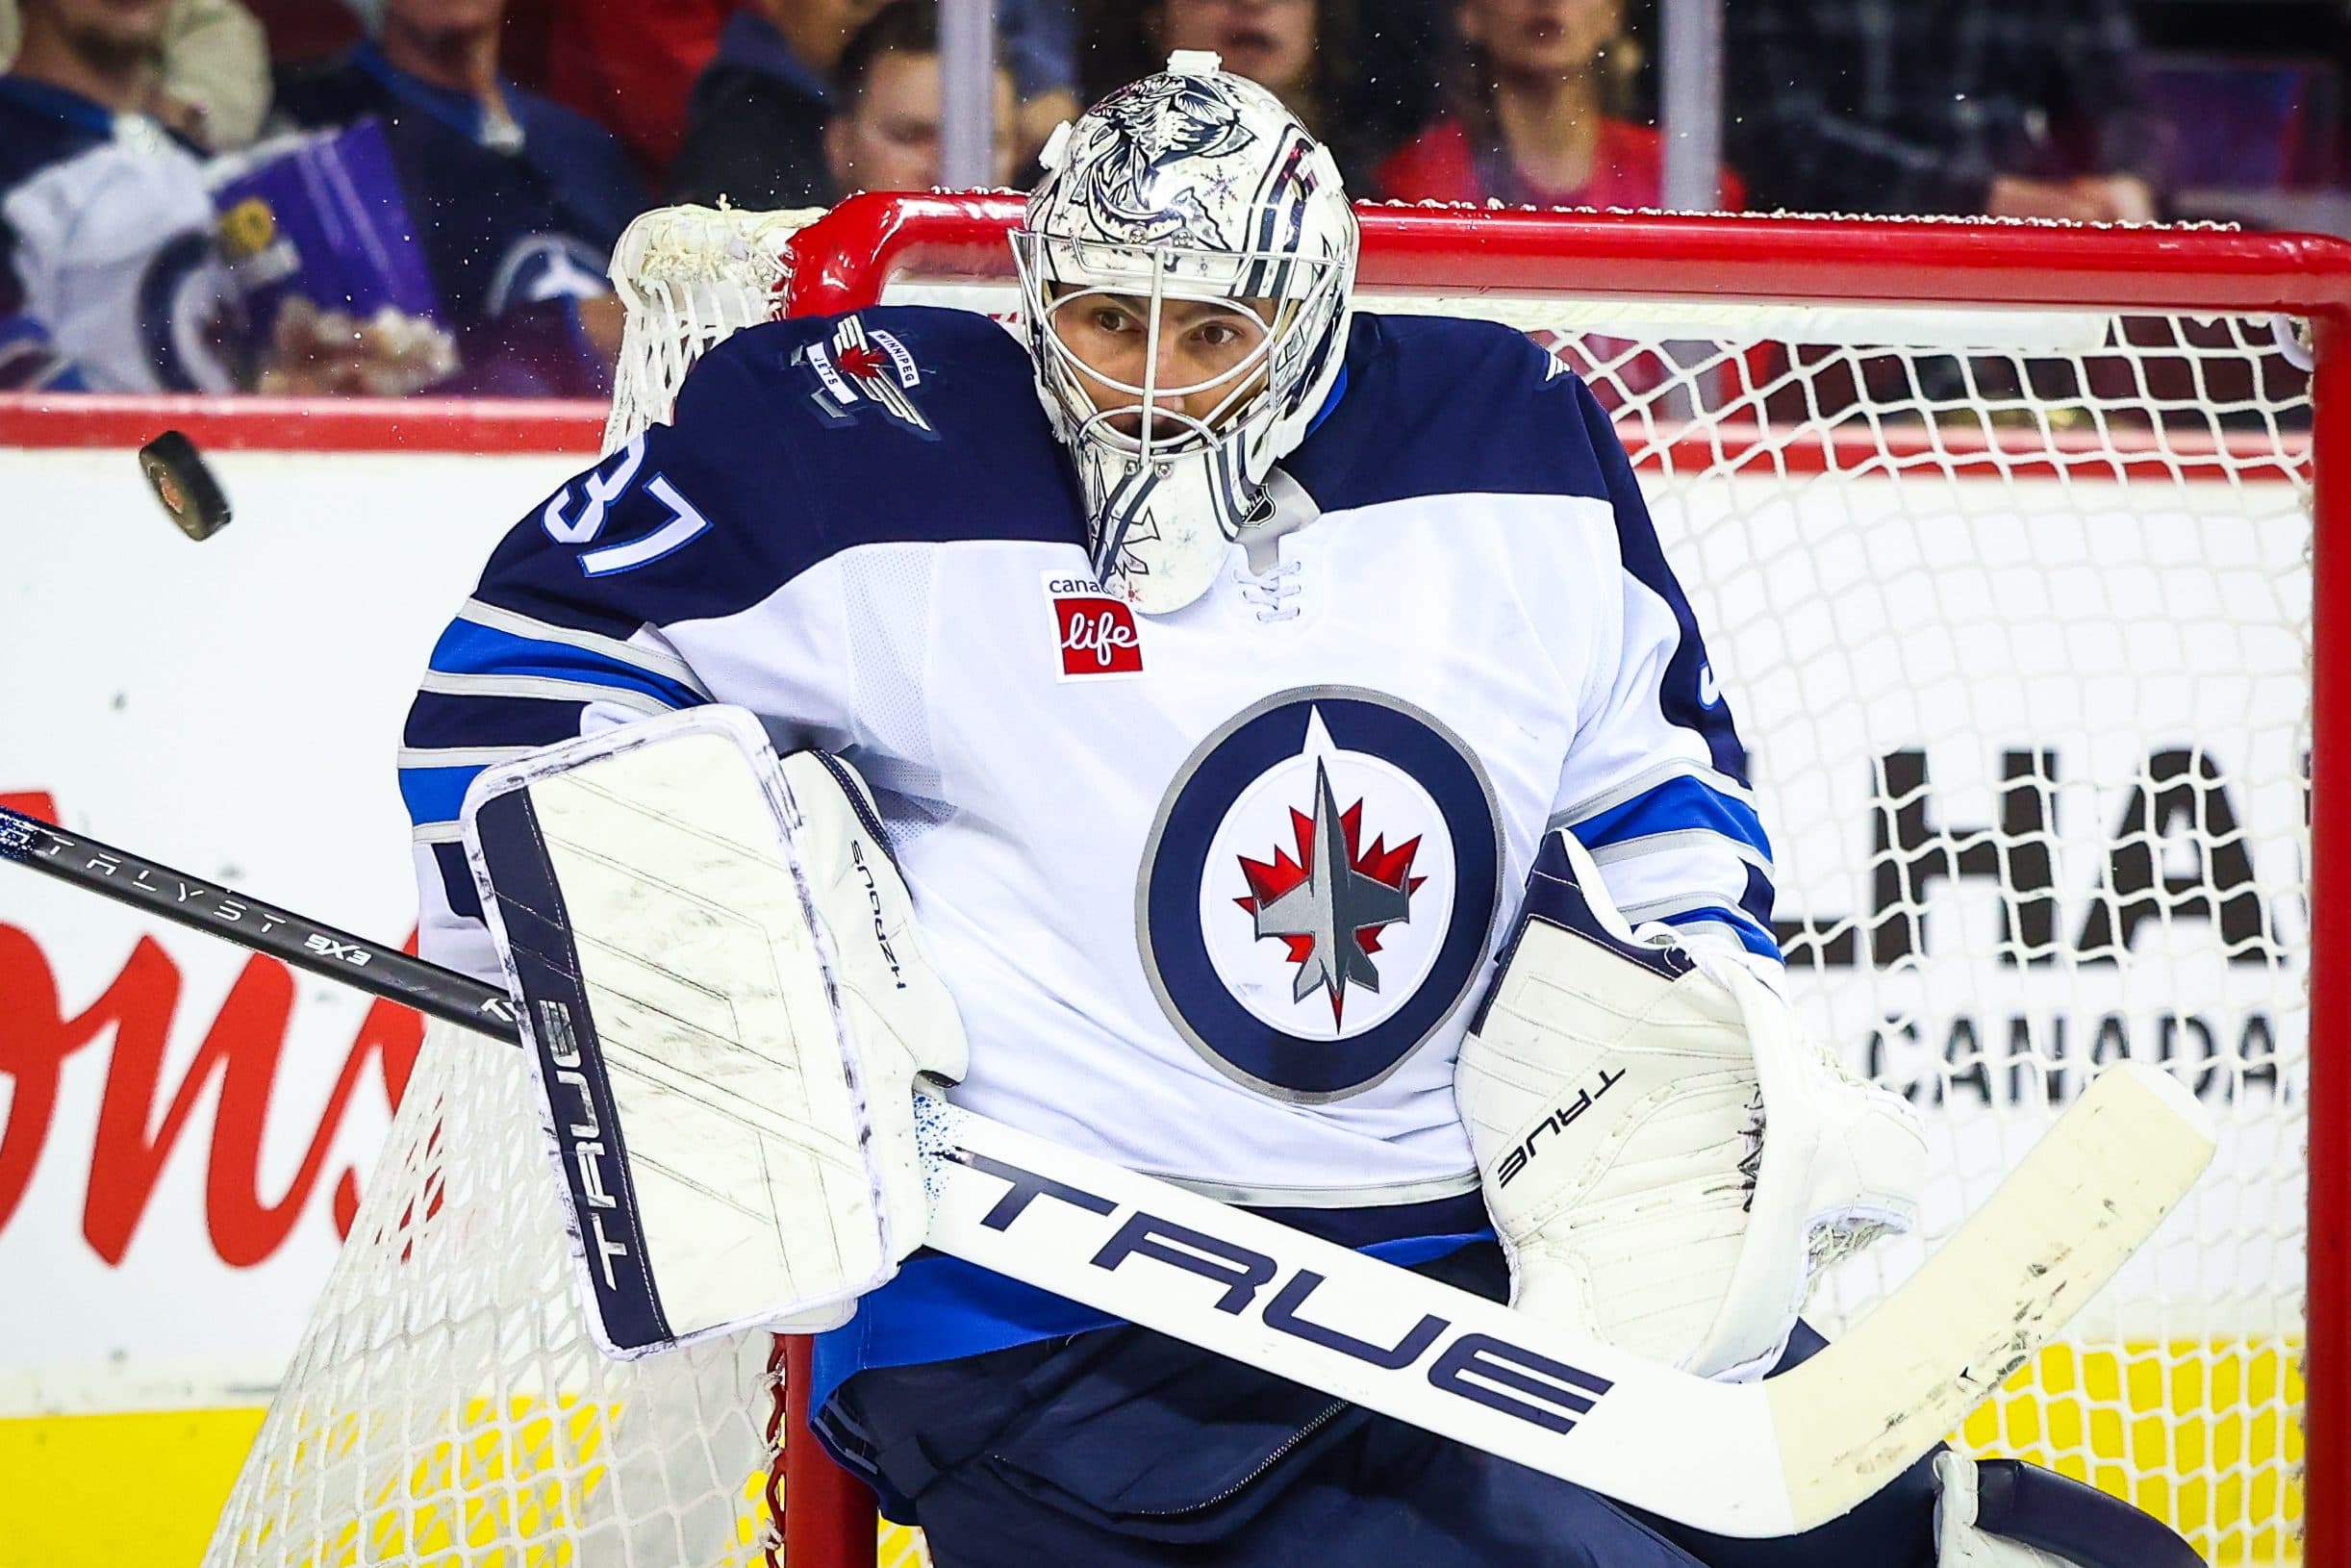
784 190 2351 325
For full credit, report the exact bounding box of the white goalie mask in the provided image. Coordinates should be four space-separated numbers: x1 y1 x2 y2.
1014 51 1358 615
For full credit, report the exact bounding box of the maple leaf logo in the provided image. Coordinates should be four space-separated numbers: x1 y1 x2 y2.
1233 759 1426 1024
837 341 891 381
817 317 932 434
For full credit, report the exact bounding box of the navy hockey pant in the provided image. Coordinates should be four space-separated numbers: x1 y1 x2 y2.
820 1243 1940 1568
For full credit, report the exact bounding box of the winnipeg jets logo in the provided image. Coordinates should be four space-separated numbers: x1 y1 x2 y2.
1069 75 1256 244
799 316 934 438
1139 690 1502 1103
1235 758 1426 1024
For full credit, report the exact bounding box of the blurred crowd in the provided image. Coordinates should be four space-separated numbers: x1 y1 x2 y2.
0 0 2342 398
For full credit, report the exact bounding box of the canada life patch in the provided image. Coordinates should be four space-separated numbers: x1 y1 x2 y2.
797 315 934 438
1138 688 1503 1102
1046 570 1145 678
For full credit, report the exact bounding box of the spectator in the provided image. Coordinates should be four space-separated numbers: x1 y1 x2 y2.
0 0 244 391
669 0 881 209
1149 0 1318 114
1375 0 1738 209
1091 0 1374 181
543 0 732 182
0 0 269 150
825 1 1020 195
1334 0 1451 182
274 0 647 395
240 0 361 63
1724 0 2161 221
557 0 1064 194
999 0 1077 165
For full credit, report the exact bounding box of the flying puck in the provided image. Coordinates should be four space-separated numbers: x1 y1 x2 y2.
139 430 233 542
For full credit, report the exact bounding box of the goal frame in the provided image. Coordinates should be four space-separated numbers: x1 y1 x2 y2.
746 194 2351 1567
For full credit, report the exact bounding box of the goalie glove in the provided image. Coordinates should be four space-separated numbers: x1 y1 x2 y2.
1455 830 1925 1379
462 707 967 1354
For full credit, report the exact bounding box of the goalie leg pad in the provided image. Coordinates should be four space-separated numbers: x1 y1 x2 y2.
462 706 967 1356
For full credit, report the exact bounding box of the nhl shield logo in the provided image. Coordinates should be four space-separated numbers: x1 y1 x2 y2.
1138 687 1503 1102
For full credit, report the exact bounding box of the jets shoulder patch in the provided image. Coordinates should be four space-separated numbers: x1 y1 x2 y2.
796 314 936 439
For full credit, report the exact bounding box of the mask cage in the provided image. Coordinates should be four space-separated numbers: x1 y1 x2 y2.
1012 229 1347 477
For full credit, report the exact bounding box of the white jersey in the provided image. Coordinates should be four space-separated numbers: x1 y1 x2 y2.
402 305 1779 1384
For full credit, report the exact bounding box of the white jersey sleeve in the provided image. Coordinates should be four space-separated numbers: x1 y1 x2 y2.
1542 372 1781 968
400 313 958 988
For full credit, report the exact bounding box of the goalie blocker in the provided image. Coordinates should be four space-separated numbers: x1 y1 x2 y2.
460 706 966 1353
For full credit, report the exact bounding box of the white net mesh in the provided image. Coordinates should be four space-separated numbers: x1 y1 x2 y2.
202 1020 781 1567
211 204 2315 1568
1601 315 2311 1568
604 205 829 455
199 1016 937 1568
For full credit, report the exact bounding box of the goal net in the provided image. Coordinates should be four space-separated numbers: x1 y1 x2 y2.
204 195 2341 1568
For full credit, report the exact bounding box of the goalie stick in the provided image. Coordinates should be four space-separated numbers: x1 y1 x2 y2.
0 803 2216 1538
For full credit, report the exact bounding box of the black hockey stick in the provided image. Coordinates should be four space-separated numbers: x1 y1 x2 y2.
0 805 518 1038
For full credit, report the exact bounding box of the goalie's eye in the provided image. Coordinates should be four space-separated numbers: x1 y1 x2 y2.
1188 317 1247 350
1087 302 1145 336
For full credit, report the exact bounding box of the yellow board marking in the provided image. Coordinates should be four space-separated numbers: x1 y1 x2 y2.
0 1406 263 1568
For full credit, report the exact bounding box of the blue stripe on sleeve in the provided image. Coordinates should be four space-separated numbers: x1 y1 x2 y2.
404 690 593 750
1661 906 1784 961
399 764 490 827
1569 775 1773 863
428 619 704 711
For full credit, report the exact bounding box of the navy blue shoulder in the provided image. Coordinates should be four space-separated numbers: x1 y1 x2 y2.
470 306 1083 636
687 305 1083 554
514 84 627 154
0 85 109 190
510 87 646 232
1284 313 1614 512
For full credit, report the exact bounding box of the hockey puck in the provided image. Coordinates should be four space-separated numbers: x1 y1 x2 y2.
139 430 233 542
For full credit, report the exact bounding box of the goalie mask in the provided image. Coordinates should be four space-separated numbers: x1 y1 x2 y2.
1014 52 1358 615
